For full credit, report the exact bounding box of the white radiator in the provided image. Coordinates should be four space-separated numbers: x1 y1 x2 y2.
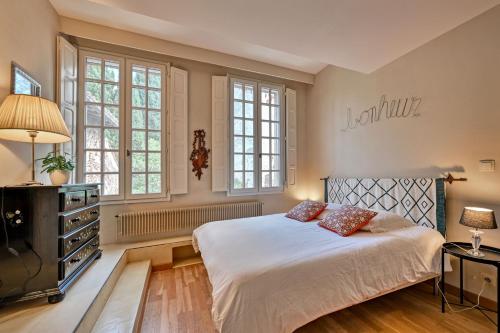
117 201 263 238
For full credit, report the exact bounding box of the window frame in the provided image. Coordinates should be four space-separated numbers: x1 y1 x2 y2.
78 50 126 201
77 48 170 202
228 75 285 195
124 58 168 200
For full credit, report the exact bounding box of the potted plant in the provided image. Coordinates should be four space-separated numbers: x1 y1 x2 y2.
40 152 75 185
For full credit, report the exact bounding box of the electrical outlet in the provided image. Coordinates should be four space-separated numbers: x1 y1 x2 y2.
480 272 496 287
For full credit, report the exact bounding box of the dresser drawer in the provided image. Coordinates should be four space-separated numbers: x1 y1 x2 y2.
59 220 100 258
86 188 100 205
60 191 86 212
59 205 100 235
59 235 100 281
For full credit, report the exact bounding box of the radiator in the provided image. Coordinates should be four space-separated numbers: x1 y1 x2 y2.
117 201 263 238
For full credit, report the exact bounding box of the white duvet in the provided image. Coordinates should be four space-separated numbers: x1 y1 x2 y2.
193 213 446 333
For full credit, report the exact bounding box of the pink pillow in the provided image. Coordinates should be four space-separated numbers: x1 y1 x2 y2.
286 200 327 222
319 205 378 236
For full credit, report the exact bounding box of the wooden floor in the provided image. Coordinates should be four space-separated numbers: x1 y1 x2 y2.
141 264 497 333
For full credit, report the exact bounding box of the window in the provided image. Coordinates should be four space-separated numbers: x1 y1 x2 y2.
229 77 284 194
79 51 168 201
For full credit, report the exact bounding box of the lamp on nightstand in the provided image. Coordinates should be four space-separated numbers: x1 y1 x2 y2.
459 207 497 257
0 94 71 185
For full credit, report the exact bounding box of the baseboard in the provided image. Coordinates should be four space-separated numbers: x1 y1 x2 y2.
425 279 497 310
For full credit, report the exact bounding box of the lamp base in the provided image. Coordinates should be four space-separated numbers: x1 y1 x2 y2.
22 180 43 186
466 249 485 257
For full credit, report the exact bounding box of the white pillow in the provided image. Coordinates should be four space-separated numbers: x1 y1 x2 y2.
316 203 342 220
361 210 414 232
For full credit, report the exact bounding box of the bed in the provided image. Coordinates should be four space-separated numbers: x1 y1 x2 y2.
193 177 448 333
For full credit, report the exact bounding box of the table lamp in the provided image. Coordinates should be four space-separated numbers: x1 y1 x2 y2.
0 94 71 185
459 207 497 257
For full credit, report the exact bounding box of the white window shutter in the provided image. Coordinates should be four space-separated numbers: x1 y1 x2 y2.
286 88 297 186
169 67 189 194
211 76 228 192
56 36 78 183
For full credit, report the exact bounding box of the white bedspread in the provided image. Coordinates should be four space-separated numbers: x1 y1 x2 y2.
193 214 446 333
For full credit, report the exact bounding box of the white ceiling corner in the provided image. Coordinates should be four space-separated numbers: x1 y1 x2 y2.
50 0 499 74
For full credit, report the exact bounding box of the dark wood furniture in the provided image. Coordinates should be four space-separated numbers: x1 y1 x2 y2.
0 184 101 305
441 242 499 331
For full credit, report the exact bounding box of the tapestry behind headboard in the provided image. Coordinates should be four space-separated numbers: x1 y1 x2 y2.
324 177 446 236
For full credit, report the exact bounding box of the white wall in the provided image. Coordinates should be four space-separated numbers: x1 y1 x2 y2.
306 6 500 302
0 0 60 185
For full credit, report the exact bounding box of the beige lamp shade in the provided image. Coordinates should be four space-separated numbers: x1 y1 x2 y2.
0 94 71 143
459 206 497 229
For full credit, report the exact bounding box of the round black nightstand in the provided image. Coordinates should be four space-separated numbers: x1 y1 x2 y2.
441 242 499 331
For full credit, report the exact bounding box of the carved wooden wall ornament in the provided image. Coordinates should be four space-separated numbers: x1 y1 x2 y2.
190 129 210 180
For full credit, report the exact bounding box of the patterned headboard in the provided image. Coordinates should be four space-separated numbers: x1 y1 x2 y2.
322 177 446 236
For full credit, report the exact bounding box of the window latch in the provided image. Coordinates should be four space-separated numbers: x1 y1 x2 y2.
126 149 131 157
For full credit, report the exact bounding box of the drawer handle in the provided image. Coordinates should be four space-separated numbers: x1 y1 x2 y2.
70 198 82 202
70 237 81 244
70 217 81 223
91 243 99 248
70 258 81 263
91 227 99 231
90 194 99 198
90 211 99 215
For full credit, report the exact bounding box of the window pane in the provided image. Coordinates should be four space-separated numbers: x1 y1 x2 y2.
244 86 254 101
244 120 253 136
271 139 280 154
245 172 254 188
132 152 145 172
148 153 161 172
271 155 280 170
85 105 101 126
271 122 279 138
234 137 243 153
132 131 146 150
85 128 101 149
261 121 270 137
104 61 119 82
132 88 146 107
104 129 119 149
234 119 243 135
85 174 101 184
270 89 280 104
104 151 119 172
261 88 269 103
262 155 270 170
85 82 101 103
148 174 161 193
245 137 254 153
132 67 146 86
262 172 270 188
261 105 269 120
233 172 243 189
234 154 243 171
234 83 243 99
86 58 101 79
104 106 119 127
245 155 253 170
85 151 101 172
272 172 280 187
148 90 161 109
148 132 161 151
132 174 146 194
148 69 161 88
132 109 146 129
103 174 119 195
271 106 280 121
245 103 253 119
104 84 119 104
262 138 269 154
234 101 243 117
148 111 161 130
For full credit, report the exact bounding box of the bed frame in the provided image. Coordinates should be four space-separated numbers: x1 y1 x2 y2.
321 176 446 237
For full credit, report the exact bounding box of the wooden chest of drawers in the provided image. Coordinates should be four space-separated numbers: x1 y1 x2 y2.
0 184 101 304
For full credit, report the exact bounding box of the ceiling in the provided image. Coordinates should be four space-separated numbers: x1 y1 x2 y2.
50 0 499 74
